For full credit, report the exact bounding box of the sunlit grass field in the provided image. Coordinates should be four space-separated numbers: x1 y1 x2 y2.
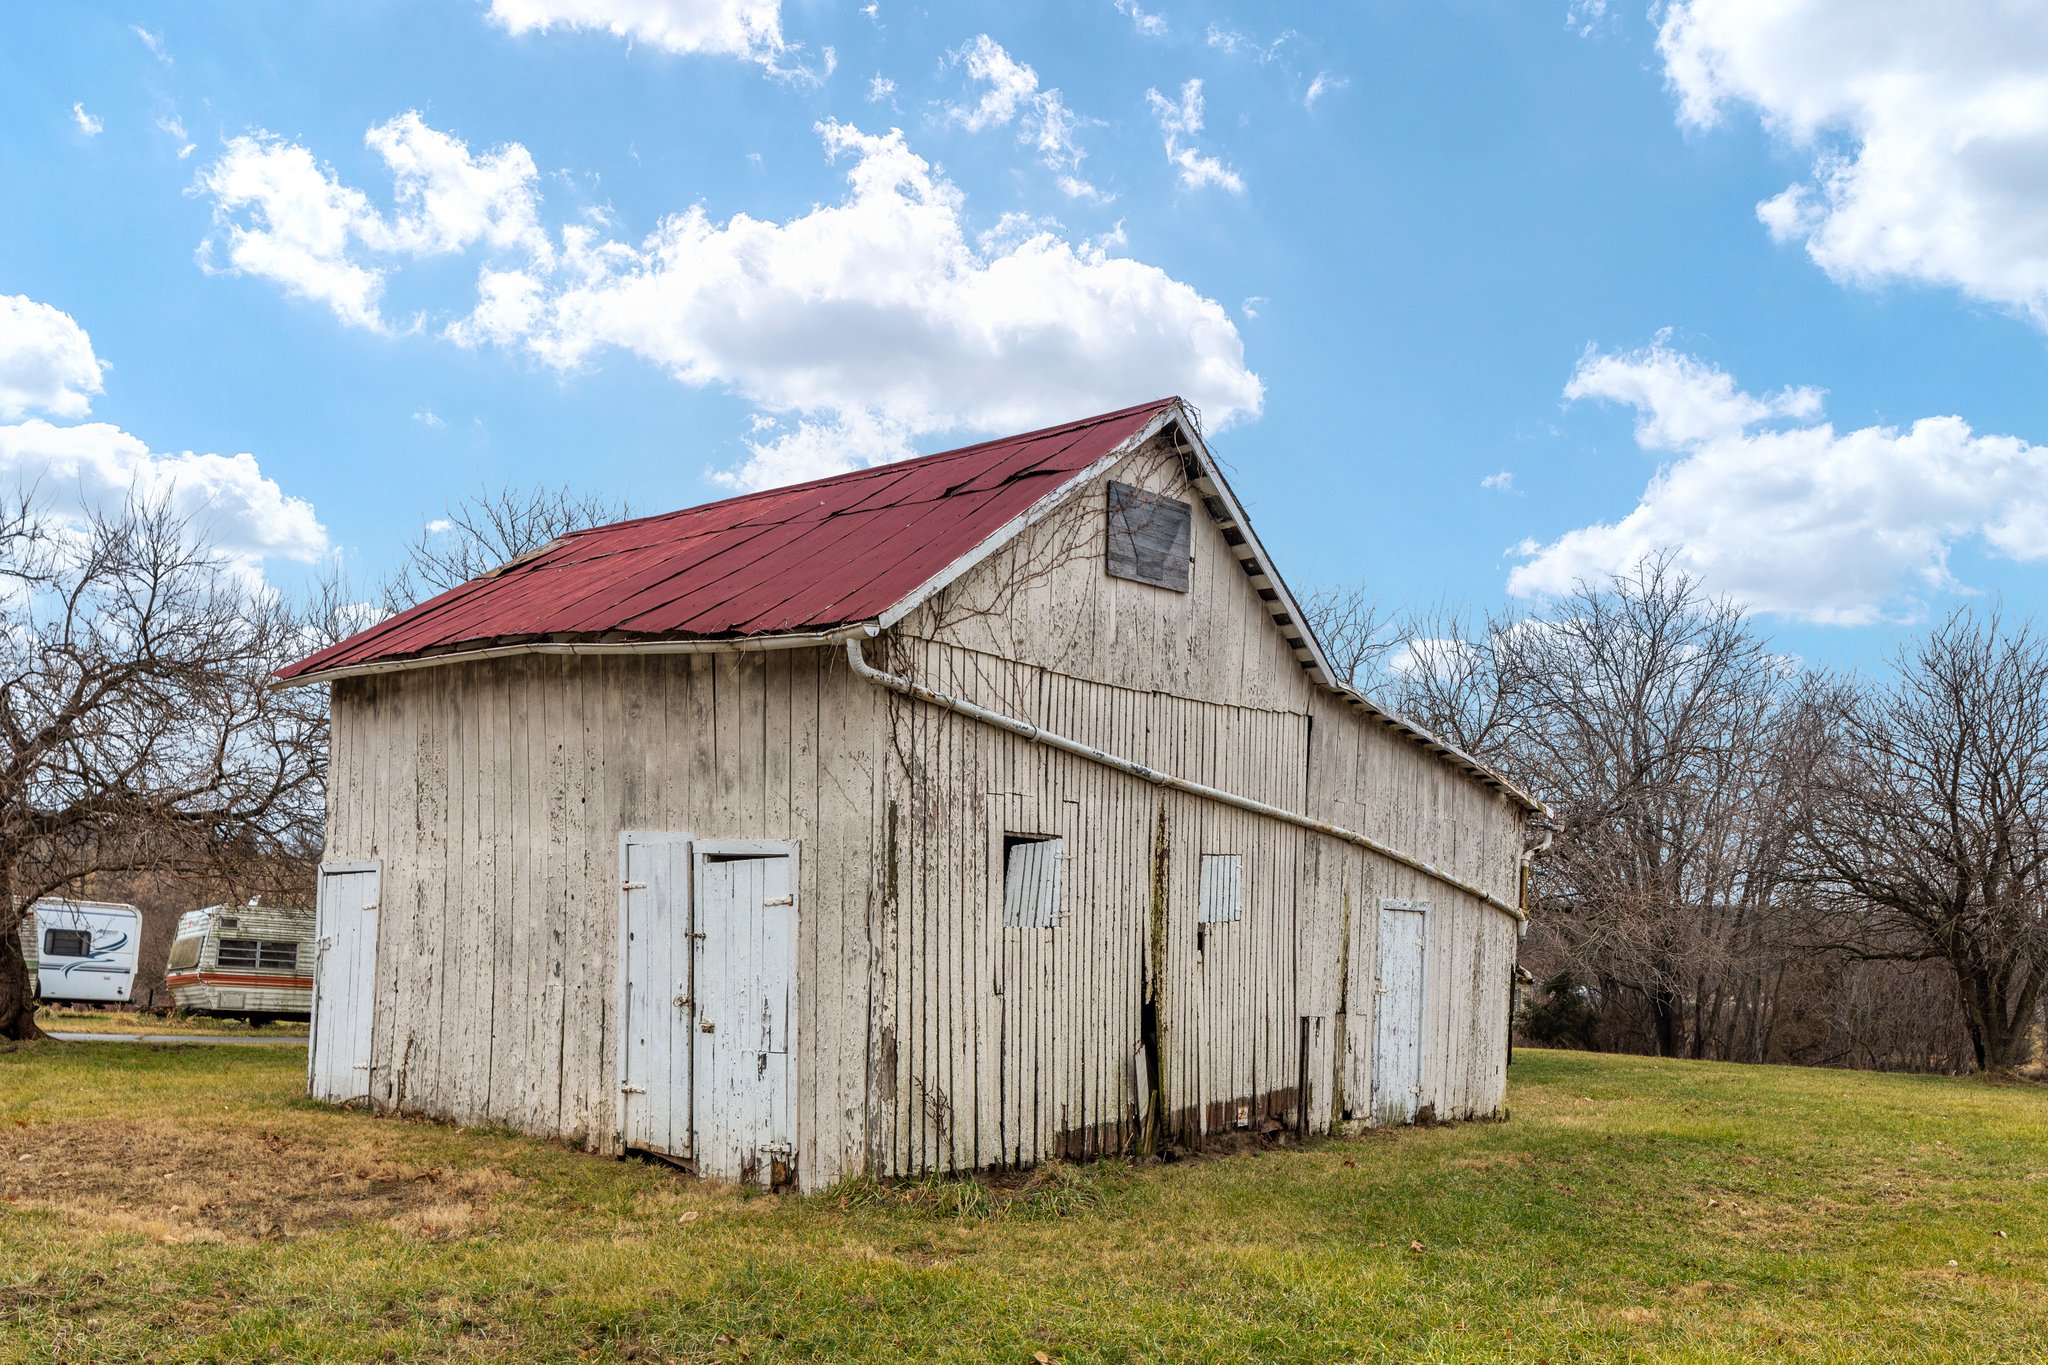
4 1041 2045 1362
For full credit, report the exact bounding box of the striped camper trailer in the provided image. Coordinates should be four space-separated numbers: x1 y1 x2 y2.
164 901 315 1022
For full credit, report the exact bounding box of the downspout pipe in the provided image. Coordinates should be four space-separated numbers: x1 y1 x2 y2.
843 638 1528 924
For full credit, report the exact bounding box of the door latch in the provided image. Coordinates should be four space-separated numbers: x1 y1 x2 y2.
620 1085 646 1094
674 993 692 1010
700 1020 716 1033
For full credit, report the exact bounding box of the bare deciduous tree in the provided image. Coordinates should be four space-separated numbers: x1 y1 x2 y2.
1495 559 1808 1059
1799 610 2048 1072
1386 604 1528 766
1302 586 1399 698
381 484 630 612
0 491 325 1040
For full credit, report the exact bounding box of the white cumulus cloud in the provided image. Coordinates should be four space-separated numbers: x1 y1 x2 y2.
450 119 1260 487
1658 0 2048 326
156 114 196 159
948 36 1100 199
132 24 171 63
0 294 325 578
0 296 107 421
72 103 103 136
1113 0 1167 37
0 420 328 571
1510 338 2048 625
196 112 548 332
193 112 1259 491
1566 0 1609 38
483 0 784 61
1145 80 1243 194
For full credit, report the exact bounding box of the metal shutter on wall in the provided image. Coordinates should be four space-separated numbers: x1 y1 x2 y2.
1002 836 1064 928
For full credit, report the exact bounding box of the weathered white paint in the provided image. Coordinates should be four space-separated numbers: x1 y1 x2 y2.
619 831 693 1160
310 861 379 1104
692 843 798 1187
317 431 1531 1188
1371 900 1427 1125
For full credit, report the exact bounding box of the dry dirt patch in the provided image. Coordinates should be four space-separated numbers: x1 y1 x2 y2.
1 1120 521 1243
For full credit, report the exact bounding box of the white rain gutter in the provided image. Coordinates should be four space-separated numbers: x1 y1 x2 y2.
843 638 1529 924
281 624 884 687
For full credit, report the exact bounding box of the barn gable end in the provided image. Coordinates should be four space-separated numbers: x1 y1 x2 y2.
856 427 1533 1167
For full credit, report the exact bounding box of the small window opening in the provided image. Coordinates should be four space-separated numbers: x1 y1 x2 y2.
1106 482 1193 592
1002 834 1064 929
42 928 92 957
166 937 202 971
257 941 298 971
1198 854 1244 924
216 938 263 970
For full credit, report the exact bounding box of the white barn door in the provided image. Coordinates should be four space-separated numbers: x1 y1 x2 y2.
1371 900 1428 1125
692 843 797 1188
309 861 380 1104
618 832 693 1160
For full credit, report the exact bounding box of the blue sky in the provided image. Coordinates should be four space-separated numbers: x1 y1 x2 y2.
3 0 2045 670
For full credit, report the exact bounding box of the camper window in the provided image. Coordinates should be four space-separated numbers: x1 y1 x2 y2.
167 937 202 971
218 938 297 971
42 928 92 957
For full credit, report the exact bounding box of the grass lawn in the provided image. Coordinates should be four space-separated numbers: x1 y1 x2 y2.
33 1007 309 1038
4 1045 2046 1363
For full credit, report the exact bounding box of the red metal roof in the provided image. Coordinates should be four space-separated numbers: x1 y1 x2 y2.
280 398 1180 681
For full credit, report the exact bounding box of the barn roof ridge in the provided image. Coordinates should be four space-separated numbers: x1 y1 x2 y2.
547 397 1184 544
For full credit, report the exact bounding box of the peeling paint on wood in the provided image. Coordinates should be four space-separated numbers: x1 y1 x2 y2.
320 435 1524 1189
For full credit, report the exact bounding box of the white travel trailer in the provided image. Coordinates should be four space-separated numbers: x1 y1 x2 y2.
164 902 316 1022
17 900 142 1005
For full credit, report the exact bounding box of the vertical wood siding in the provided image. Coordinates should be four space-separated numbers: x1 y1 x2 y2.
866 439 1525 1174
323 437 1527 1189
326 649 879 1189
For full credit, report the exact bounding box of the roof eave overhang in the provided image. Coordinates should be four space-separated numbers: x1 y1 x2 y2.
277 622 883 688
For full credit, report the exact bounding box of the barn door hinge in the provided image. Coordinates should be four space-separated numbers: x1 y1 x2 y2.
764 895 794 907
620 1085 647 1094
621 881 648 891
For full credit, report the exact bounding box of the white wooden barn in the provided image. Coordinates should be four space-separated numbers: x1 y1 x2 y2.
281 398 1545 1191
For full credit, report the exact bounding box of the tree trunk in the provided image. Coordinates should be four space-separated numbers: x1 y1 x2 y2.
1649 985 1683 1058
1957 970 2032 1074
0 921 44 1041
